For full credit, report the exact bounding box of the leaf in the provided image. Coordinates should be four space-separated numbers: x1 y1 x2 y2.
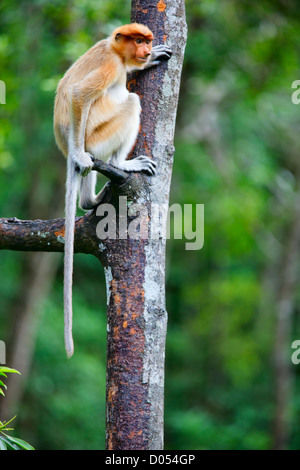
0 368 21 396
0 367 21 375
0 380 7 389
0 437 7 450
2 433 34 450
0 435 19 450
0 415 16 433
2 415 17 427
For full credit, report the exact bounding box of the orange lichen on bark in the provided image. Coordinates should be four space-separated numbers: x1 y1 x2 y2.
108 384 118 402
129 430 143 439
55 227 65 238
143 136 151 156
111 279 122 315
113 326 120 341
157 0 166 12
127 78 137 91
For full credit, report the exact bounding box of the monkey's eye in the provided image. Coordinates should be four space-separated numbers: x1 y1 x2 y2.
146 40 151 45
135 38 143 45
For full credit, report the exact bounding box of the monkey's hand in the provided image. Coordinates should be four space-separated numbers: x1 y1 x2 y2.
73 150 94 177
146 44 172 68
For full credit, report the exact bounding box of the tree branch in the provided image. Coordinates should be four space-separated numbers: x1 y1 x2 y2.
92 158 128 185
0 159 133 255
0 213 97 254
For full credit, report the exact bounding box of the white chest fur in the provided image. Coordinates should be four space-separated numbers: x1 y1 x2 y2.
107 82 129 105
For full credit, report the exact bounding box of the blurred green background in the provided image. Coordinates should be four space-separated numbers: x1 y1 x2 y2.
1 0 300 450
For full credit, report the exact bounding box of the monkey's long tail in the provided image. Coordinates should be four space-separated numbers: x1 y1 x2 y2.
63 158 79 358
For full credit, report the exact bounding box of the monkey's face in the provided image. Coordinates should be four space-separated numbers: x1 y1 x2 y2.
116 35 152 67
133 37 152 65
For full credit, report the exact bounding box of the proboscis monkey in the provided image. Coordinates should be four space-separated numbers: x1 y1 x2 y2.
54 23 172 357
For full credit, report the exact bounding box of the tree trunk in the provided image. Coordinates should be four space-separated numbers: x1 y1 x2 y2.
103 0 187 450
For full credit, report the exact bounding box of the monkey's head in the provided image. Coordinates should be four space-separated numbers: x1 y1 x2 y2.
112 23 154 67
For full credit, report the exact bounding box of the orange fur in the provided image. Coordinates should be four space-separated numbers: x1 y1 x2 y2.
112 23 153 41
54 24 153 157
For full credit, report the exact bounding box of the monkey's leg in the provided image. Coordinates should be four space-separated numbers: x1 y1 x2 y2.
87 93 156 173
108 94 157 175
82 93 156 209
78 170 98 210
80 95 138 209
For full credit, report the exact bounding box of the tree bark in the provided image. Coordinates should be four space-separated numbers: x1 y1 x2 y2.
0 0 187 450
103 0 187 450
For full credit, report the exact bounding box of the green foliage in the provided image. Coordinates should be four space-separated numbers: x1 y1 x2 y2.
165 0 300 450
26 289 107 450
0 367 34 450
0 367 20 396
0 429 35 451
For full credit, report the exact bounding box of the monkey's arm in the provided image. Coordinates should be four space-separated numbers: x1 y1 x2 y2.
68 85 93 176
68 66 117 175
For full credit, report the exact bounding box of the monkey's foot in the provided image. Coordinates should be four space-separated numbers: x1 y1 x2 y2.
117 156 157 175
